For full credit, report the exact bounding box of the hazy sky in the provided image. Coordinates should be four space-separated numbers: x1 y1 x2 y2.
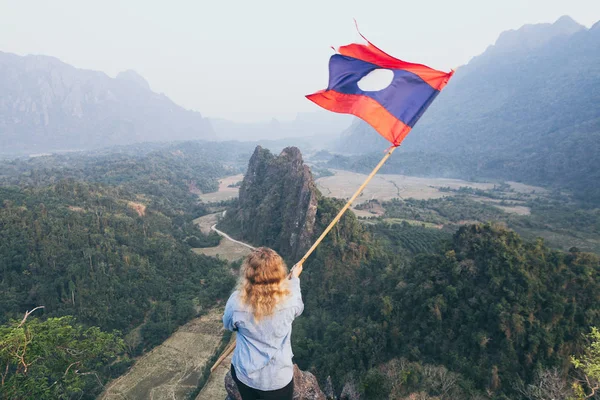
1 0 599 122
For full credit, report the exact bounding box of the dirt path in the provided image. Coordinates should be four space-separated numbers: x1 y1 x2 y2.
190 218 259 398
192 213 254 262
211 224 255 250
100 308 226 400
193 212 220 235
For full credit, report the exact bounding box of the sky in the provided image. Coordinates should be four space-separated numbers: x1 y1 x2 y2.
1 0 599 122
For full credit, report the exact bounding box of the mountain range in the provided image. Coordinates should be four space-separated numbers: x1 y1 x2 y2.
332 16 600 202
0 51 350 155
2 13 599 201
0 52 215 154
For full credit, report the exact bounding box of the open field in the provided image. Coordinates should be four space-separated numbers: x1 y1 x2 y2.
195 171 540 217
192 213 252 262
317 170 446 202
381 218 444 229
100 308 226 400
198 174 244 203
315 170 545 203
192 239 252 262
507 181 549 194
352 208 383 219
195 337 234 400
316 170 491 202
194 212 221 234
315 170 543 216
195 170 541 219
516 227 600 255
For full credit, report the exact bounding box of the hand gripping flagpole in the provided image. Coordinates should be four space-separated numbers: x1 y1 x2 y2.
210 144 399 373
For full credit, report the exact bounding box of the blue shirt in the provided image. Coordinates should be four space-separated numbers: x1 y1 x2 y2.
222 276 304 391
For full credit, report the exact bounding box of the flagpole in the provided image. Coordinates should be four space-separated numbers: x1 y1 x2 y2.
294 145 398 268
210 338 236 373
210 145 398 373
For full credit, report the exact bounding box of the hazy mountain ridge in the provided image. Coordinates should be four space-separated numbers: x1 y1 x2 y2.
339 15 600 154
484 15 586 55
0 50 352 154
0 51 214 154
333 16 600 202
116 69 151 90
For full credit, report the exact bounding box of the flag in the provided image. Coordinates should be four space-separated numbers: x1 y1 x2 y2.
306 28 454 147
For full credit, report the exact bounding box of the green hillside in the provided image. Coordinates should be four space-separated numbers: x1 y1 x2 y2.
0 143 238 398
222 145 600 398
295 208 600 398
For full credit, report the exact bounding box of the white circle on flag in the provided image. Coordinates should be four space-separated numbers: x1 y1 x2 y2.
357 69 394 91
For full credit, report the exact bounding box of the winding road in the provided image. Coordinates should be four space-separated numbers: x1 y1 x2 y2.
210 224 255 250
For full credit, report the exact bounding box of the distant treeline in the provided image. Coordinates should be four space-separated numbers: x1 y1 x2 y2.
326 147 600 206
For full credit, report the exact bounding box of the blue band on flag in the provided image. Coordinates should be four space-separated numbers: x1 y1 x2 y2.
327 55 440 128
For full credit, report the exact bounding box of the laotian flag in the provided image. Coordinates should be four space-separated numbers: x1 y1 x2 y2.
306 30 454 147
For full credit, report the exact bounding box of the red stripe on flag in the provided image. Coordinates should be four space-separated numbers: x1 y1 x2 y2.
338 43 453 91
306 90 412 147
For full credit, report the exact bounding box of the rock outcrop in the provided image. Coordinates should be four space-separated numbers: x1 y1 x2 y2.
225 364 326 400
220 146 318 261
339 380 360 400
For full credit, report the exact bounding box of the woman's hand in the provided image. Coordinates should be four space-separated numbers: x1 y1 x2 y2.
290 263 303 278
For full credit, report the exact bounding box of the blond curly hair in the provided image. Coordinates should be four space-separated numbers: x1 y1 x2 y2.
238 247 291 320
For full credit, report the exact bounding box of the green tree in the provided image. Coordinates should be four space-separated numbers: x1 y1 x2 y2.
572 327 600 399
0 312 124 399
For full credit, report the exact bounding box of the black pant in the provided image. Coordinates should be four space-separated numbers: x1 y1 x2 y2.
231 364 294 400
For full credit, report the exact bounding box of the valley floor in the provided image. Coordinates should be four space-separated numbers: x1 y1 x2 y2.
315 169 543 214
99 215 252 400
197 174 244 203
194 171 599 253
99 308 227 400
194 339 234 400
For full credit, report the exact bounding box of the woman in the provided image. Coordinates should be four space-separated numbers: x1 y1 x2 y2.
223 247 304 400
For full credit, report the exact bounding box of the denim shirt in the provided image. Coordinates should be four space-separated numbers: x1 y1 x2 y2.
222 276 304 391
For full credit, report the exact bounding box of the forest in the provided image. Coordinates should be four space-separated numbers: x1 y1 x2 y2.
0 143 239 398
218 145 600 399
291 198 600 399
2 141 600 399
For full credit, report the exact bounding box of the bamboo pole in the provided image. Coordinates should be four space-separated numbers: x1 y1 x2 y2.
295 145 398 268
210 145 399 373
210 338 236 373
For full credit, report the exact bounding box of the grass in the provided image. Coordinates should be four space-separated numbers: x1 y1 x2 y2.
100 308 227 400
198 174 244 203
